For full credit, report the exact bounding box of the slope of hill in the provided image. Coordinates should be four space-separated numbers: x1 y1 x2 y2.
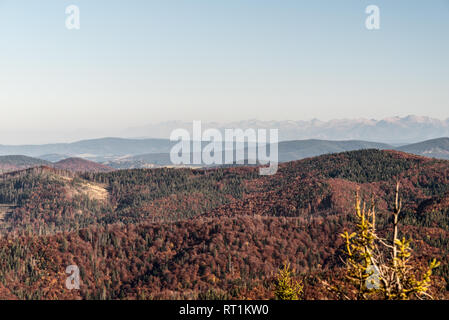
0 155 51 173
0 138 175 159
1 150 449 299
113 138 445 168
397 137 449 159
53 158 114 172
0 166 110 234
2 135 449 169
104 140 394 169
38 153 71 162
277 139 393 162
105 153 172 169
0 155 114 173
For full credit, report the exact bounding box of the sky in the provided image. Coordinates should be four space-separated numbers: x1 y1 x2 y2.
0 0 448 144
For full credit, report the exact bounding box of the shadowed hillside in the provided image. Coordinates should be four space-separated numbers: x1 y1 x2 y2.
397 137 449 159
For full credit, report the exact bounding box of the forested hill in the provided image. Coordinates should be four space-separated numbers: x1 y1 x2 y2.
0 149 449 299
53 157 114 172
397 137 449 160
0 155 114 173
0 155 51 173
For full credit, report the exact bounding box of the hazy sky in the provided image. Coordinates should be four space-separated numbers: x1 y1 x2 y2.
0 0 448 144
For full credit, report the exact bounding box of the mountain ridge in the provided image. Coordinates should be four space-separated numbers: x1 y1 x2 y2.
0 156 114 173
1 137 449 171
397 137 449 159
53 157 114 173
123 115 449 144
0 155 51 173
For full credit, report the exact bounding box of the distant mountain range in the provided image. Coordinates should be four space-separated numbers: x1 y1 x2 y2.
2 115 448 146
1 137 448 172
123 115 449 144
0 138 174 160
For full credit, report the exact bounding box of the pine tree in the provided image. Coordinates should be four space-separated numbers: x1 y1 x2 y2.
274 263 303 300
334 183 440 300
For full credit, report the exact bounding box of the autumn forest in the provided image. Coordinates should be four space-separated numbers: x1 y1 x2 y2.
0 149 449 300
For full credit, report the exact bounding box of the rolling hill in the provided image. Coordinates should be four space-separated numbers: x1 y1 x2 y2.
0 155 114 173
1 150 449 299
117 137 444 167
0 155 51 173
1 137 449 171
103 139 394 169
397 137 449 159
53 158 114 172
0 138 175 159
276 139 392 162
